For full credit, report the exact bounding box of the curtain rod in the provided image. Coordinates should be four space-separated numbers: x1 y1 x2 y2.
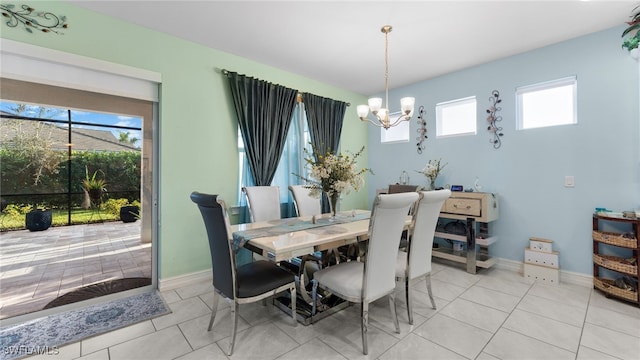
219 68 350 106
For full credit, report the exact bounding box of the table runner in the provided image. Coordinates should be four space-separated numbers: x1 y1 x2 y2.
232 212 370 250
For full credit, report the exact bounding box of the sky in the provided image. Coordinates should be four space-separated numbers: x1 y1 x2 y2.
0 100 143 147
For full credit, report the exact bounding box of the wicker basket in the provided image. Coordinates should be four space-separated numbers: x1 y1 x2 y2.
592 231 637 248
593 277 638 302
593 254 637 275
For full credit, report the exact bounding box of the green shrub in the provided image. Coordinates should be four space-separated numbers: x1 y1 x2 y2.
102 198 129 216
2 204 33 216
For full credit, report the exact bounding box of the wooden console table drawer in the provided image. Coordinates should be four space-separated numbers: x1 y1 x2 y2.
444 198 481 217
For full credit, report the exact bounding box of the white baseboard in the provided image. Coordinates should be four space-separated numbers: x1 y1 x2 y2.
495 257 592 288
159 269 212 291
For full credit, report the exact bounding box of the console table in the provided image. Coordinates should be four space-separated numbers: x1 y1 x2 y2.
433 192 499 274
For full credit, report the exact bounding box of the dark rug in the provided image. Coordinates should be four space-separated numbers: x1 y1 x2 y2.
0 291 170 360
44 277 152 309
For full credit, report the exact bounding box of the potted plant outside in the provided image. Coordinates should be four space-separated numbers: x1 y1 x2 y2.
25 206 52 231
82 167 107 206
120 200 141 223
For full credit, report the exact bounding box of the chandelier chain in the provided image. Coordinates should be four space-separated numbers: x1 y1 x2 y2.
384 28 389 113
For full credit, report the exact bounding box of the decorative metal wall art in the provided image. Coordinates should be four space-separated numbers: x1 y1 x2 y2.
486 90 503 149
416 105 427 154
0 4 68 34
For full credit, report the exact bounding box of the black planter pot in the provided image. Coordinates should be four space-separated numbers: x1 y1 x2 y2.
25 209 52 231
120 205 140 223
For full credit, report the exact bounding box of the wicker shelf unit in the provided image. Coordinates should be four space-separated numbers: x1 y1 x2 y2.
592 214 639 306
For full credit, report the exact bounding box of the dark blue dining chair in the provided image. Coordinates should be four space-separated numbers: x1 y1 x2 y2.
190 192 296 356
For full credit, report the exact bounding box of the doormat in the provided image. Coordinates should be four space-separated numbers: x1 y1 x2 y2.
0 291 170 360
43 277 152 309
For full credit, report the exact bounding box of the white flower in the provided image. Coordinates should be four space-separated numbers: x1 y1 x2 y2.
293 145 371 198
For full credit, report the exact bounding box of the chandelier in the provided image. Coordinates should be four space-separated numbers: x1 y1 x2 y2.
357 25 415 129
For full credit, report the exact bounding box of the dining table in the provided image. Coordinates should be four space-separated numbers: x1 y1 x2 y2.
230 209 412 325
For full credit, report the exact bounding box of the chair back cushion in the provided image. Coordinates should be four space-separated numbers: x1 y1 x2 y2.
288 185 321 217
409 190 451 278
190 192 235 299
243 186 281 222
365 192 419 301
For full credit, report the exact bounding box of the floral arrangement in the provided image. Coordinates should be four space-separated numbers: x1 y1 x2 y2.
622 5 640 52
417 159 447 189
295 145 371 200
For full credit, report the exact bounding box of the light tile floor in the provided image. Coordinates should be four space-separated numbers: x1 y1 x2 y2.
26 262 640 360
0 222 151 319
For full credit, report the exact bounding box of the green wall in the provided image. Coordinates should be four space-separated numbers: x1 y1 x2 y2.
0 1 369 279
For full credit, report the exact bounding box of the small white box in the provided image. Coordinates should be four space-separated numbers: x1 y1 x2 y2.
529 237 553 253
525 248 559 268
524 263 559 285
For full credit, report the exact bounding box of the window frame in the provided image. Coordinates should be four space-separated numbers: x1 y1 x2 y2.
516 76 577 130
380 111 410 144
435 96 477 138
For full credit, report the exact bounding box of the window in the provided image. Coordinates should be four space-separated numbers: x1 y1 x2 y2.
436 96 477 138
516 76 577 130
237 103 310 219
380 112 410 144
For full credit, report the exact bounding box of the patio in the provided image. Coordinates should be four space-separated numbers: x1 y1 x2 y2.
0 221 151 320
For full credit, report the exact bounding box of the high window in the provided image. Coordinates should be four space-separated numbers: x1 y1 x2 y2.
436 96 477 138
516 76 577 130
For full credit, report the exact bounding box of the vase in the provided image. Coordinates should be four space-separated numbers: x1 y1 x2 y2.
427 177 436 191
327 192 340 221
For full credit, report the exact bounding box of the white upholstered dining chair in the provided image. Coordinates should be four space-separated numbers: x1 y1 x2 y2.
288 185 322 217
311 192 419 355
396 189 451 324
242 186 281 222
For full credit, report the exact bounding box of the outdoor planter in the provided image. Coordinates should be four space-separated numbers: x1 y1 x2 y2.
25 209 52 231
119 205 140 223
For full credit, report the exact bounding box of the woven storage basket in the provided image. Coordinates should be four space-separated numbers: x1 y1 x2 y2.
593 277 638 302
592 231 637 248
593 254 637 275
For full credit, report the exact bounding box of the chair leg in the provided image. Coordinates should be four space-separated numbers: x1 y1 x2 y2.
290 284 297 327
207 291 220 331
405 277 413 325
426 273 436 310
389 292 400 334
228 301 238 356
361 302 369 355
311 279 318 318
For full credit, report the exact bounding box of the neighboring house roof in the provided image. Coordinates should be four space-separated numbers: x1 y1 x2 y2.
0 118 139 152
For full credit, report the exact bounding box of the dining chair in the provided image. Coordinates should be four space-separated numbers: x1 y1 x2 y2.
396 189 451 324
311 192 419 355
288 185 321 217
190 192 296 356
242 186 281 222
388 184 419 250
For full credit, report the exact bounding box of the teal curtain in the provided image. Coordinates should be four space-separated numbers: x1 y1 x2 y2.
227 72 297 186
302 93 347 212
303 93 347 156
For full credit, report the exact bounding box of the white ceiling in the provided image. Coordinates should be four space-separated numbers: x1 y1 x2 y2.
69 1 635 95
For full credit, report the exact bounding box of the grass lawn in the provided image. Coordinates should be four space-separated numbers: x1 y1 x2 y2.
0 209 120 231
